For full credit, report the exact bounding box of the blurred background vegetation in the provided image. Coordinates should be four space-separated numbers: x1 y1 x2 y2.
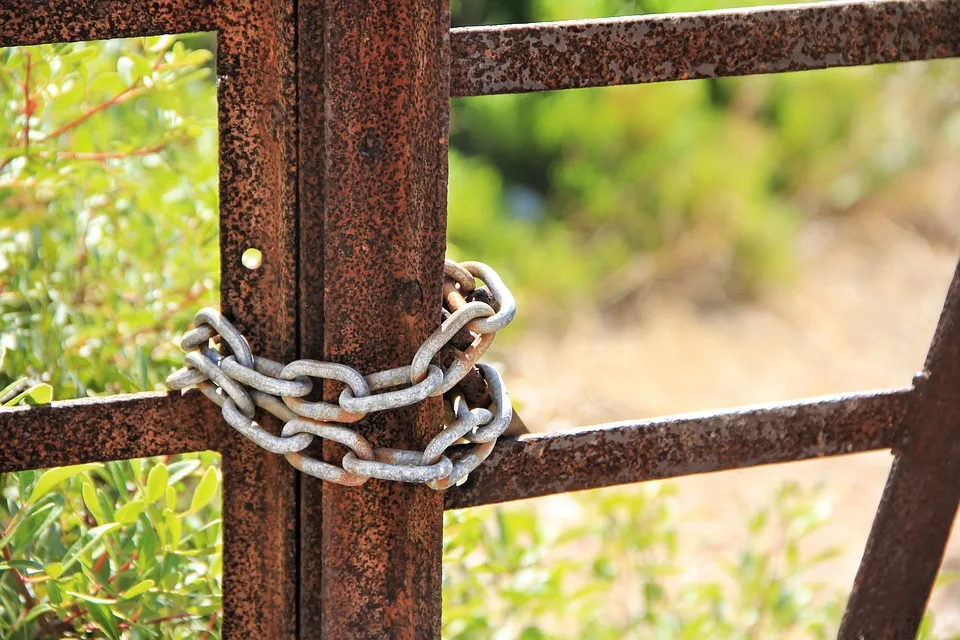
1 0 959 637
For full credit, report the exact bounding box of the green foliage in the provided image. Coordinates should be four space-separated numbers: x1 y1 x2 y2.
0 35 218 400
444 481 854 639
448 0 960 312
0 455 222 639
0 34 222 638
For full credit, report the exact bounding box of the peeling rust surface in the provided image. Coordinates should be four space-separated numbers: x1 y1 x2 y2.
450 0 960 97
317 0 450 636
0 391 221 474
216 2 299 639
297 0 327 635
840 259 960 639
0 0 215 47
445 388 911 510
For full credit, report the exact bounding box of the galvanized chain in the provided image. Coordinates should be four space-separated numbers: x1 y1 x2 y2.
166 259 516 489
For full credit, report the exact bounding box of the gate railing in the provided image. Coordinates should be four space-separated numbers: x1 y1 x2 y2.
2 1 959 638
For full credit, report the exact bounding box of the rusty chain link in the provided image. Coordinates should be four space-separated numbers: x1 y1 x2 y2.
166 258 515 489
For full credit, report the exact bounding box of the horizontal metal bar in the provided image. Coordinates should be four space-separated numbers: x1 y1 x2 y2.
450 0 960 97
0 0 215 48
0 391 222 473
444 387 912 509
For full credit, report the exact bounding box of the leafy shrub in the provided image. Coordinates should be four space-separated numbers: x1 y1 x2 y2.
0 35 218 399
444 481 848 639
0 34 222 639
0 455 222 640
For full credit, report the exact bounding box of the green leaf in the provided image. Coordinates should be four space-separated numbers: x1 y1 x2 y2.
43 561 64 578
21 602 54 625
47 581 62 605
0 512 27 550
114 499 146 524
65 591 117 605
210 553 222 579
82 481 104 524
27 463 102 504
87 70 126 96
161 570 182 590
190 467 219 513
147 34 177 54
60 522 122 572
4 382 52 406
0 559 42 572
120 579 154 600
165 509 182 548
146 463 169 503
9 603 55 635
86 602 122 640
166 459 201 485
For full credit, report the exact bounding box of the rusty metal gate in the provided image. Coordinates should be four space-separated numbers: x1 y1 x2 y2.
2 1 960 638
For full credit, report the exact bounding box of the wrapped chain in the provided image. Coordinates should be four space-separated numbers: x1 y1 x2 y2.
165 259 515 489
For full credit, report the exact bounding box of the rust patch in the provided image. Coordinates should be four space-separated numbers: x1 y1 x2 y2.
215 2 299 639
313 0 450 636
450 0 960 96
0 391 221 473
445 388 912 510
0 1 215 47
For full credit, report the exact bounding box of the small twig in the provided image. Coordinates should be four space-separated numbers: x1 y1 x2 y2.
37 85 144 143
1 546 36 609
92 550 109 574
40 143 168 162
151 40 174 70
198 611 220 639
0 179 36 190
107 554 137 584
22 52 31 153
139 611 198 626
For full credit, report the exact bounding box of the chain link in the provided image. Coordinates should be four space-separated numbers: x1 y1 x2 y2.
166 259 516 489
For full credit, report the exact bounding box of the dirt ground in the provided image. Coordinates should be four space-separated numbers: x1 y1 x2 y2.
491 170 960 633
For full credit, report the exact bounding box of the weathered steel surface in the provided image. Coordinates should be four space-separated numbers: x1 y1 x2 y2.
840 259 960 639
445 388 910 509
315 0 450 636
0 392 221 474
0 0 214 47
450 0 960 97
297 1 327 634
215 2 299 639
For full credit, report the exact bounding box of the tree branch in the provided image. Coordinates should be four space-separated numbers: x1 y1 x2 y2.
39 143 168 162
22 52 31 153
37 85 143 143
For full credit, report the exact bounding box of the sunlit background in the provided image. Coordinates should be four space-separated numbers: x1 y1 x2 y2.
2 1 960 637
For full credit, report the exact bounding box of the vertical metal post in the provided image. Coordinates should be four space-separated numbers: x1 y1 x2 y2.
218 3 299 638
839 258 960 639
297 0 327 635
298 0 451 637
